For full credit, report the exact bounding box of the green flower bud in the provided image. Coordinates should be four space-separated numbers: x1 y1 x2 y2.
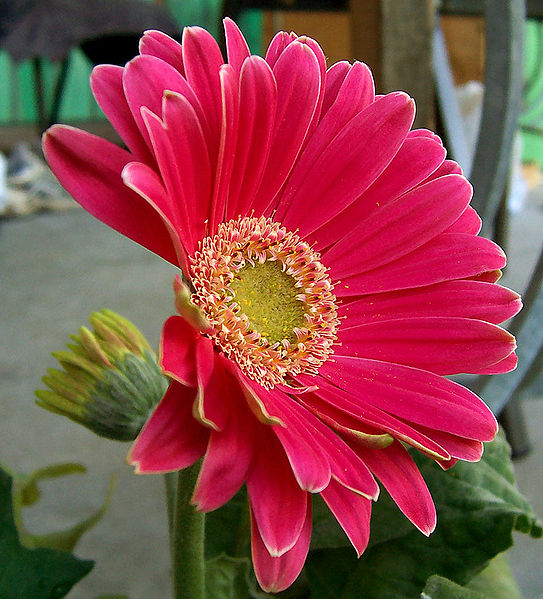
35 310 167 441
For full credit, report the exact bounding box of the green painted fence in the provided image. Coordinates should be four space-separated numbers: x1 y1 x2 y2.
0 0 261 125
521 19 543 166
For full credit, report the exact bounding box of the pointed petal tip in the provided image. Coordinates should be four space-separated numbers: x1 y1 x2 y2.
129 459 174 476
42 123 80 145
89 63 112 87
120 160 138 184
421 520 436 537
42 122 61 138
125 451 152 475
182 25 210 44
387 90 414 104
412 505 436 537
188 493 209 513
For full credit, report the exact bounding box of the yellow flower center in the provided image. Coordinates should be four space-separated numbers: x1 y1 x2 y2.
229 261 307 345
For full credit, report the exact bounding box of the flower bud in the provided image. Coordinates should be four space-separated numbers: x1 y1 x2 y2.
35 310 167 441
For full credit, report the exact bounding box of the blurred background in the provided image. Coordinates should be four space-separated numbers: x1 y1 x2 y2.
1 0 542 597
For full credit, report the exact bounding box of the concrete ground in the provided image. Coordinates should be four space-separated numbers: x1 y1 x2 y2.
1 188 542 598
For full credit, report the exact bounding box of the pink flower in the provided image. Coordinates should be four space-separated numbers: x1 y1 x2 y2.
43 20 520 592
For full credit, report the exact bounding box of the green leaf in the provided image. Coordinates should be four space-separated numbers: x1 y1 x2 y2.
421 576 488 599
10 462 114 553
466 553 522 599
306 431 541 599
206 555 251 599
205 489 250 559
17 463 86 507
0 467 93 599
421 554 523 599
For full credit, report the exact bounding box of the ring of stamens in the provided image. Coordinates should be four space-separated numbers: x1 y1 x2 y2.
190 216 339 388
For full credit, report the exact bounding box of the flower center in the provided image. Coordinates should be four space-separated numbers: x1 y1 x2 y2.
190 216 339 388
229 261 306 345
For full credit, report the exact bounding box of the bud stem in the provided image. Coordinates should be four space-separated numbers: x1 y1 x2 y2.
172 462 205 599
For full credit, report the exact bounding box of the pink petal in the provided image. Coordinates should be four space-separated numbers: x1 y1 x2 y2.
139 106 199 256
311 133 446 250
293 35 327 141
445 206 482 235
140 108 185 227
409 127 443 144
162 90 212 248
320 60 351 117
280 93 415 236
251 496 311 593
250 41 322 215
285 394 379 498
412 424 484 462
230 369 284 426
209 65 239 232
477 351 518 374
193 338 229 430
90 65 154 164
325 174 472 278
192 379 256 511
247 428 308 556
139 30 185 75
122 54 205 150
323 60 374 120
423 158 463 181
249 385 332 493
42 125 179 265
353 441 436 535
316 435 379 499
129 381 208 473
317 356 498 441
182 26 224 160
224 17 251 72
121 159 174 221
335 234 506 297
339 280 521 327
337 316 516 375
159 315 199 387
298 380 451 460
276 61 377 223
121 161 188 271
226 56 277 219
320 478 372 556
264 30 298 68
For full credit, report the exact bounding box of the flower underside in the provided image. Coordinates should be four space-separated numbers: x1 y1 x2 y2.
190 216 339 388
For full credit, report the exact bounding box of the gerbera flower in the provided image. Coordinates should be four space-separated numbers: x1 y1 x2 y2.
43 19 520 592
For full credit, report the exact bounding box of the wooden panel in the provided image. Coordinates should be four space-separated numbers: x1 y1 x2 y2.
349 0 381 88
442 15 486 84
262 11 352 66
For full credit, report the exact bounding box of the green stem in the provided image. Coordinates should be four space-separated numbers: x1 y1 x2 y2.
172 463 205 599
164 472 177 553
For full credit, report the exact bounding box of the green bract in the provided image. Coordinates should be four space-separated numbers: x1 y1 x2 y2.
35 310 167 441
